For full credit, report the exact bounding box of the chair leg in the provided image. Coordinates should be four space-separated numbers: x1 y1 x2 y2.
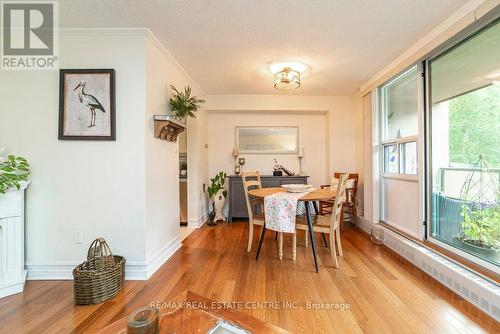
329 231 338 268
352 206 357 228
340 210 344 232
255 225 267 260
304 230 308 247
247 222 253 252
322 233 328 247
292 233 297 261
278 232 283 260
336 227 343 256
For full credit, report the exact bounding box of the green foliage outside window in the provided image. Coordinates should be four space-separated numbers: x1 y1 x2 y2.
448 84 500 167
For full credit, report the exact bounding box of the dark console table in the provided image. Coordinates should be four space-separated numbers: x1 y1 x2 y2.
227 175 309 222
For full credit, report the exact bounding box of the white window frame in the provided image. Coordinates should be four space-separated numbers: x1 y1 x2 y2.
381 136 418 181
376 63 424 240
379 65 419 182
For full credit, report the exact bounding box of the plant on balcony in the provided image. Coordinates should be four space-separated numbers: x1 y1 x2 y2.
459 205 500 251
456 155 500 253
0 154 30 194
169 85 205 122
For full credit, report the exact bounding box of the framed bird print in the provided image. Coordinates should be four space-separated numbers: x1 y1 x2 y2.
59 69 116 140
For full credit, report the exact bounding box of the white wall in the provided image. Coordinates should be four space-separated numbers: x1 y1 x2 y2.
143 34 208 232
362 93 373 220
0 32 147 268
144 35 202 263
208 112 327 186
205 95 361 183
186 106 210 228
0 29 208 279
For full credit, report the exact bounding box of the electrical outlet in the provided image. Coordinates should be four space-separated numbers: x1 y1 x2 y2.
73 231 83 244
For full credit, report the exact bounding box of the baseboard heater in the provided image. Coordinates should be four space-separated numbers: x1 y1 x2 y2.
356 216 500 322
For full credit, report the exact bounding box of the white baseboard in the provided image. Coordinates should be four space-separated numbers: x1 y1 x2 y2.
188 212 208 228
26 235 181 281
143 235 181 279
0 270 27 298
356 216 500 321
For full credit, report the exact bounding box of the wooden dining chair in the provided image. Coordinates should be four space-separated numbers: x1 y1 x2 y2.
241 172 295 260
295 173 348 268
319 172 358 228
241 172 264 253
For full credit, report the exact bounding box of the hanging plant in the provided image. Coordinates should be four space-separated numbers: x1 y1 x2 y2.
169 85 205 121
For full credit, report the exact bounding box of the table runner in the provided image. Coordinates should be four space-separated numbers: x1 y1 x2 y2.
264 188 316 233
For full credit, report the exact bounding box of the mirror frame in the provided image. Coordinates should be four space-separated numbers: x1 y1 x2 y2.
235 126 299 154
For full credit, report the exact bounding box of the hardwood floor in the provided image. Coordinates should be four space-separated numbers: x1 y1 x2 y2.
0 222 498 333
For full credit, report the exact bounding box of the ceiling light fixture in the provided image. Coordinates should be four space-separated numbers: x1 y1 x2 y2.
269 61 308 90
273 67 301 90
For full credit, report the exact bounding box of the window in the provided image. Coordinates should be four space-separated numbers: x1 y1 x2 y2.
400 141 417 174
428 19 500 267
379 65 421 238
384 144 398 173
380 66 419 176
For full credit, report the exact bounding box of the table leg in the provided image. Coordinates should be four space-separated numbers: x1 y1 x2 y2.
255 225 267 260
305 202 319 272
312 201 319 215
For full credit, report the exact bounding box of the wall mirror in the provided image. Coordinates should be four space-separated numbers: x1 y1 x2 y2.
236 126 298 154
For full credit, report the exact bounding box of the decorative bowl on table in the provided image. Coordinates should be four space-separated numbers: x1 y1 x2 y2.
281 184 312 193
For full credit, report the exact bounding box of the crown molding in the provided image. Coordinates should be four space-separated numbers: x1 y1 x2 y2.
58 27 149 36
58 27 206 95
144 29 206 95
358 0 495 95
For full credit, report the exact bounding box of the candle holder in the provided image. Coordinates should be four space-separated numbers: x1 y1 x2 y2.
298 147 304 176
127 306 159 334
232 148 240 175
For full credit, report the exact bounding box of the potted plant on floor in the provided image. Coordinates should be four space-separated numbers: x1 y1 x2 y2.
207 172 227 225
169 85 205 123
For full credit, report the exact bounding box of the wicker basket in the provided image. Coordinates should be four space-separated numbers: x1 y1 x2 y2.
73 238 126 305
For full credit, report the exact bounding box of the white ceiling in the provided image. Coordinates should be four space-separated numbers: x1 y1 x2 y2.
59 0 468 96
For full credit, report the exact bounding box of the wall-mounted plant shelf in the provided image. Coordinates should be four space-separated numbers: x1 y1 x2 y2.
153 115 186 142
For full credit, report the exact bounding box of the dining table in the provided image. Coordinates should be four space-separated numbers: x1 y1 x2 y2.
248 187 336 272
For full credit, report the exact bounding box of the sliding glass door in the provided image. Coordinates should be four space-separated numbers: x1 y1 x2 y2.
427 19 500 268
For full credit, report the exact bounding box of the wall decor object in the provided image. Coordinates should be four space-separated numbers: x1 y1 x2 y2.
236 126 299 154
59 69 116 140
153 115 186 142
